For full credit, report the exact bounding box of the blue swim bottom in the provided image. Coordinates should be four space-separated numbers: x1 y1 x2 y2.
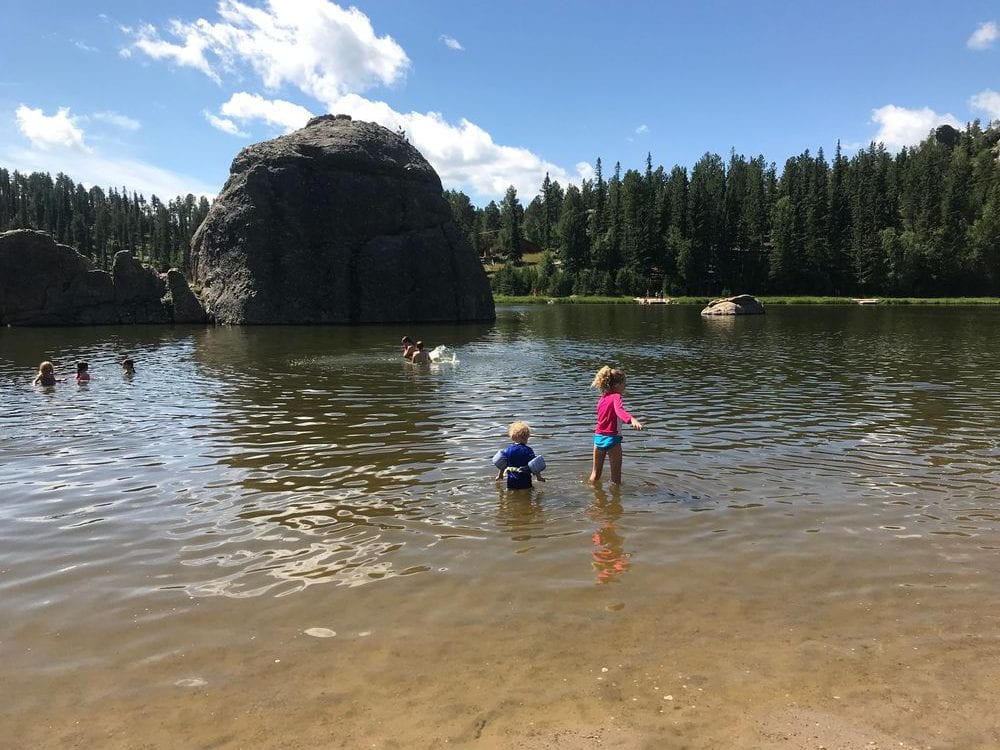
594 434 623 450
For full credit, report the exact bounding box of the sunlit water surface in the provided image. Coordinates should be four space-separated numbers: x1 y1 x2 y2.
1 305 998 749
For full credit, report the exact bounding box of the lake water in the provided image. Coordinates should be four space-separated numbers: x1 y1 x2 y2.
2 304 998 749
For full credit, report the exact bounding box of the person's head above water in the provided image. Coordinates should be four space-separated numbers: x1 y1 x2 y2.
121 358 135 374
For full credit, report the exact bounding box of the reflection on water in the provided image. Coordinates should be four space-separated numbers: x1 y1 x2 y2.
588 488 631 584
2 305 999 747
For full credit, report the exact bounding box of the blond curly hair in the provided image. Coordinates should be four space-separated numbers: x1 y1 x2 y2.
591 365 625 393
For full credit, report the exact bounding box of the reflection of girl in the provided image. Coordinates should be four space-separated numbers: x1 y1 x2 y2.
588 489 631 584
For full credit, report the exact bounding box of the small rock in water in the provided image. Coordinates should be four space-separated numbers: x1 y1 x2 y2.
304 627 337 638
175 677 207 688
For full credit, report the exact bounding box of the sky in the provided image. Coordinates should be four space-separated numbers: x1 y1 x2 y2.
1 1 998 206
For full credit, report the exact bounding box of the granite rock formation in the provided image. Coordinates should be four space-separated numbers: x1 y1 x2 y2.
700 294 765 316
191 114 495 324
0 229 206 326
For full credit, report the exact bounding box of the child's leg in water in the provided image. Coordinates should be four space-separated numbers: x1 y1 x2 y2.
590 446 607 483
608 444 624 484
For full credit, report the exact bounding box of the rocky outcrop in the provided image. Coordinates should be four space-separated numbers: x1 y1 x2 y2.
113 250 169 323
166 269 207 323
0 229 206 326
191 113 495 324
700 294 765 316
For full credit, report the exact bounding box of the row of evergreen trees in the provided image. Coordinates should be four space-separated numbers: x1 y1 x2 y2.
0 168 211 274
3 121 998 297
448 122 1000 297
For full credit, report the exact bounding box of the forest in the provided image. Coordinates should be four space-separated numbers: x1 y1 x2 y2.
2 120 998 298
448 122 1000 298
0 169 210 275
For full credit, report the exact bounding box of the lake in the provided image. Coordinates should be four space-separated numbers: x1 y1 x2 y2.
1 304 998 749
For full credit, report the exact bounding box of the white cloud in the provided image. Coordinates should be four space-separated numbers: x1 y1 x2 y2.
15 105 88 150
0 137 217 198
74 40 99 53
126 0 409 100
575 161 595 182
868 104 962 151
635 124 650 135
4 104 216 198
967 21 997 50
205 112 248 137
128 21 221 82
970 89 1000 121
324 93 587 201
218 92 313 132
440 35 464 51
91 111 141 131
127 1 582 202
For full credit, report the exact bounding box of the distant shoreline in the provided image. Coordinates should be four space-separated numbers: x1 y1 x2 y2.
494 295 1000 306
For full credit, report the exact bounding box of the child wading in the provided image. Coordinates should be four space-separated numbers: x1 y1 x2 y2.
493 421 545 489
589 366 644 485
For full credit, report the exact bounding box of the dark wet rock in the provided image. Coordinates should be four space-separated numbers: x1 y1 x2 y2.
166 269 208 323
191 113 495 324
112 251 169 323
0 229 204 325
700 294 765 316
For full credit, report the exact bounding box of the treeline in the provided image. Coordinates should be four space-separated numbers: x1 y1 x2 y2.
0 168 211 275
447 122 1000 298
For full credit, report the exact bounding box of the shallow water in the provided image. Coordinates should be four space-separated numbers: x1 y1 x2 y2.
1 305 998 749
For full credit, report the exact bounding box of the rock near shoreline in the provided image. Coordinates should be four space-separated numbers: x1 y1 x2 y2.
700 294 765 316
0 229 206 326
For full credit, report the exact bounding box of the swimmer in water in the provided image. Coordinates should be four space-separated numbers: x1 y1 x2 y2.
33 361 63 386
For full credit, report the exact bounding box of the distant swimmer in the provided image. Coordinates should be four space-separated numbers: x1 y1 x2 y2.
76 361 91 383
411 340 431 365
121 358 136 377
32 360 64 387
401 336 416 361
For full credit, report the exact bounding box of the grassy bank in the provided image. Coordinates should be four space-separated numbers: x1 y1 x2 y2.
493 294 1000 305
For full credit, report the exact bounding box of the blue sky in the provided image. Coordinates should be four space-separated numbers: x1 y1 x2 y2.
1 1 998 206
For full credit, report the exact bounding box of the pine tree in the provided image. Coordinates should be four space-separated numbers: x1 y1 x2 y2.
496 186 524 262
556 184 589 273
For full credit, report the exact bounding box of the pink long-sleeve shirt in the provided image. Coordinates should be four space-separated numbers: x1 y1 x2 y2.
595 392 633 435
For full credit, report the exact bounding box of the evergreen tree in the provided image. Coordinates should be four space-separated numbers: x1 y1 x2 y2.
478 200 501 260
522 196 545 246
827 142 853 295
496 186 524 261
556 184 589 272
541 173 563 250
686 153 726 293
445 189 479 253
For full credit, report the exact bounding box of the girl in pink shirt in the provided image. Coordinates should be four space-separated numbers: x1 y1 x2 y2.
589 366 644 485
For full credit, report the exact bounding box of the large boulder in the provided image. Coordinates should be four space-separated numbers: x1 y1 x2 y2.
0 229 205 325
700 294 765 316
191 114 495 324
